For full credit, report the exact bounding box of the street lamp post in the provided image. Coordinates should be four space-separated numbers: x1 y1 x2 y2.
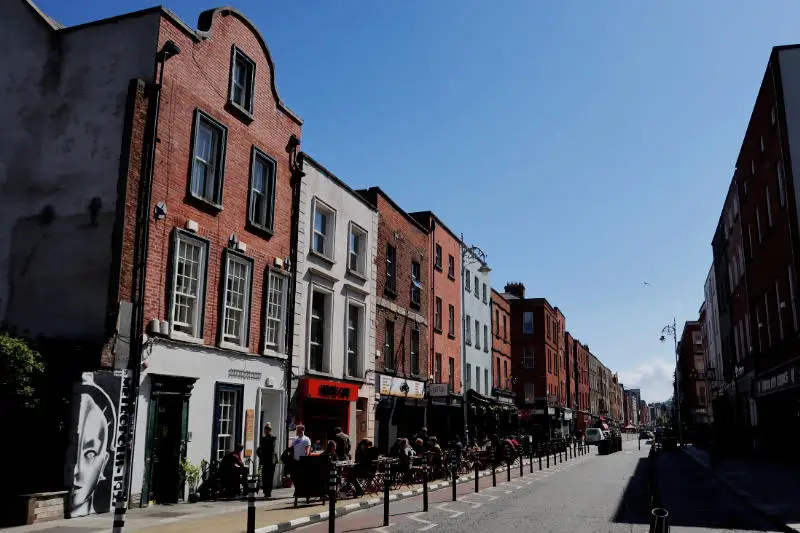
461 238 490 445
660 318 683 446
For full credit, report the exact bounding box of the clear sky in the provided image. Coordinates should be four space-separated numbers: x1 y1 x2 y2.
35 0 800 403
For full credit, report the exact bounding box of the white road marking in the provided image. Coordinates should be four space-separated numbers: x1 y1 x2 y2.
484 486 512 494
457 496 482 509
373 524 394 533
407 512 437 531
435 503 464 518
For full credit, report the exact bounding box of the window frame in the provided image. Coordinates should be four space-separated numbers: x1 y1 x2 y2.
385 243 397 295
347 222 369 278
308 284 334 373
229 45 256 116
522 311 534 335
345 299 366 378
465 314 472 345
384 319 395 371
247 147 277 235
212 382 244 462
219 249 255 351
447 255 455 279
523 347 534 368
435 352 443 383
483 324 489 352
482 283 487 304
310 197 336 261
448 304 455 337
474 319 480 349
465 270 471 291
263 269 289 357
434 297 443 331
410 260 422 307
169 229 210 341
410 328 420 376
189 109 228 208
434 244 443 271
474 276 479 298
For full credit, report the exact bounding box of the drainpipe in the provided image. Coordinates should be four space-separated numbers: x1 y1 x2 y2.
284 137 302 449
123 40 181 506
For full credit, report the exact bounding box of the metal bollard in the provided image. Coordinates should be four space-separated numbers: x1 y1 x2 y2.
538 449 542 470
492 459 497 486
519 453 524 477
383 464 390 526
649 508 669 533
506 458 511 482
475 461 480 493
422 456 429 512
451 465 457 501
529 450 534 473
327 468 337 533
112 498 126 533
546 448 550 468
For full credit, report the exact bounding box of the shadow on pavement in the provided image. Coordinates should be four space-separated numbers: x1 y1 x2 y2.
611 457 651 525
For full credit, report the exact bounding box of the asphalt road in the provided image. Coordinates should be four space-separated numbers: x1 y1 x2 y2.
294 440 782 533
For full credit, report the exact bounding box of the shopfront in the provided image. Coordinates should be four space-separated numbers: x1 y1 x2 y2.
374 375 426 452
297 378 360 445
754 360 800 456
427 383 463 444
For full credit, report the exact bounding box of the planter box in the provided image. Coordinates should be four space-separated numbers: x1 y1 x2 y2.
17 491 69 525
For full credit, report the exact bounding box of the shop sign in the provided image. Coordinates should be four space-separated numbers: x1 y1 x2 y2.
428 383 450 397
563 410 573 421
229 369 262 381
244 409 255 457
756 367 797 397
496 395 514 405
379 375 425 399
532 408 545 414
303 378 359 401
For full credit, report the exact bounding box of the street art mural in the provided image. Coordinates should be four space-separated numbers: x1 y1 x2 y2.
65 370 132 517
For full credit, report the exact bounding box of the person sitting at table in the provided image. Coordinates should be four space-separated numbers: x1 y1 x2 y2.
321 441 337 458
412 438 425 455
219 443 248 497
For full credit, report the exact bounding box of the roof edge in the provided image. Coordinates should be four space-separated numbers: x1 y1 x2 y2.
298 153 377 212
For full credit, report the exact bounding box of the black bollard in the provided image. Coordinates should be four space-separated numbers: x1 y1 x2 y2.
546 448 550 468
519 453 524 477
492 459 497 486
327 467 337 533
506 458 511 482
383 464 390 527
649 508 669 533
451 466 457 502
538 449 543 470
247 478 256 533
422 456 429 512
530 450 534 473
475 461 479 493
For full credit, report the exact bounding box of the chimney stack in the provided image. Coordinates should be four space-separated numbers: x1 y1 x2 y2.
504 282 525 298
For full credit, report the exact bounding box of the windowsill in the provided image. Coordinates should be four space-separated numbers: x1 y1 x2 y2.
381 367 397 375
410 300 421 310
465 342 472 347
448 273 455 280
187 193 224 214
434 264 443 272
342 375 367 385
448 333 456 339
226 100 254 124
246 220 275 240
306 369 336 379
346 268 368 283
309 249 335 266
219 340 251 354
262 346 288 360
384 286 397 299
433 327 443 334
169 330 205 345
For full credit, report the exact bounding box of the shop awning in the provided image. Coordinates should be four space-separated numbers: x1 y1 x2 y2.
466 389 495 405
623 424 635 430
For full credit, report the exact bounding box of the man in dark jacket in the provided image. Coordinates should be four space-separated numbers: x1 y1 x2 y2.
332 427 351 461
256 423 277 498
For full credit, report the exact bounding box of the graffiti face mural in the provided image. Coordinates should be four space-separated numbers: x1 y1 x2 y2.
68 373 118 517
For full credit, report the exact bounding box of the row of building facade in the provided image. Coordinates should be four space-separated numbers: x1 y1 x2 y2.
683 43 800 457
0 1 649 516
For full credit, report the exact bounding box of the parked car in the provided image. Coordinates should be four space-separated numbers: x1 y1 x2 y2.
585 428 604 445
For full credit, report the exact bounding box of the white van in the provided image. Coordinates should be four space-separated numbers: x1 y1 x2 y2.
585 428 604 445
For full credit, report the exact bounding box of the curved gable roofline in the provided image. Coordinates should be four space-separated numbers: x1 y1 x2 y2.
197 6 302 126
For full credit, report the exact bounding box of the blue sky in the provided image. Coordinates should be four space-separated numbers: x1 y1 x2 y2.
37 0 800 402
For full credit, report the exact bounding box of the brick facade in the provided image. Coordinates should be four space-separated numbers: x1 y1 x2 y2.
358 188 429 379
410 212 461 392
491 289 512 391
134 9 302 349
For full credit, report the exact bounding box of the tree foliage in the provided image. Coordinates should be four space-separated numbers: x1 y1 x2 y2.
0 333 45 410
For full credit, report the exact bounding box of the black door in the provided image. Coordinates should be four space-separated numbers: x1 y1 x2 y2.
149 394 185 503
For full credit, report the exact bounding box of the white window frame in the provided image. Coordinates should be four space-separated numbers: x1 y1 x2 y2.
483 324 488 352
475 366 481 394
465 363 472 390
220 251 254 350
474 276 479 297
434 297 442 331
345 299 366 378
190 110 227 206
230 46 256 114
410 328 420 376
170 230 209 341
522 311 534 335
482 283 487 304
465 315 472 345
308 284 334 374
347 222 368 277
411 261 422 306
523 347 534 368
475 319 480 349
311 198 336 260
465 270 471 291
263 269 289 357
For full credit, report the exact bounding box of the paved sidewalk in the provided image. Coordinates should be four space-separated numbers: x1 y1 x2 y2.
683 445 800 532
7 447 592 533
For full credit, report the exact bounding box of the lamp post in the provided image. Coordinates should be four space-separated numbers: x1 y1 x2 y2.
460 238 490 445
660 318 682 446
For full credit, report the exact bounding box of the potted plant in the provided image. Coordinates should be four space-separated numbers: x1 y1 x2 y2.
181 458 202 503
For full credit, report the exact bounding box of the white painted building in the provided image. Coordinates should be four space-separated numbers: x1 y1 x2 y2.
291 154 378 445
461 246 492 397
703 265 723 396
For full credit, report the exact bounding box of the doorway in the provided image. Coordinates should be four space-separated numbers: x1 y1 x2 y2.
301 399 349 447
142 376 194 505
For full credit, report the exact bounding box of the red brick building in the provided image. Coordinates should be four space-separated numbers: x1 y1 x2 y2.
574 340 590 433
358 188 429 451
129 7 303 505
491 289 514 405
410 211 463 440
503 282 566 438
